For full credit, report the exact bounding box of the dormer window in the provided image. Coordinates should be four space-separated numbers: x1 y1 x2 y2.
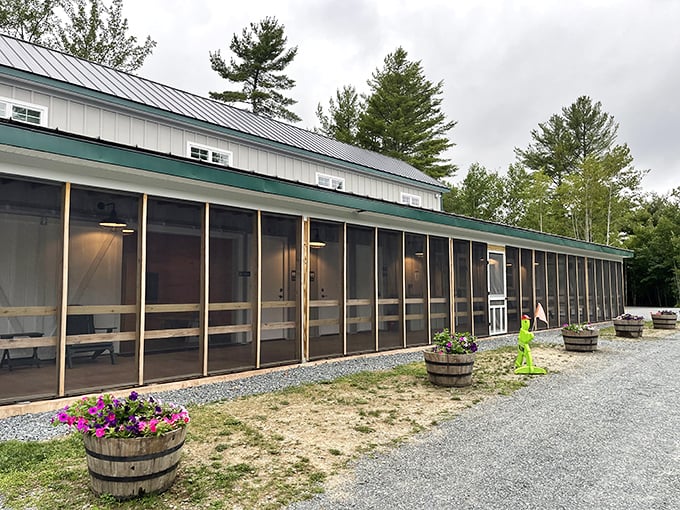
0 96 48 126
400 192 422 207
187 142 232 167
316 172 345 191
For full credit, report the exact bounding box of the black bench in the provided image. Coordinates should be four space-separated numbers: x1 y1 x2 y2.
0 332 43 370
66 315 116 368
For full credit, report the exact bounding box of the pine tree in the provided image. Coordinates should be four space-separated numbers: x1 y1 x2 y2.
356 47 457 180
315 85 363 145
515 95 618 185
513 96 645 244
209 17 300 123
59 0 156 72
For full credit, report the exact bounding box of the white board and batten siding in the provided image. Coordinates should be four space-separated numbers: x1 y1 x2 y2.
0 79 441 211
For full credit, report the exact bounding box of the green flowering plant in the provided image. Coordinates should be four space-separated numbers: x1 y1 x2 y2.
561 322 596 333
432 328 478 354
51 391 190 438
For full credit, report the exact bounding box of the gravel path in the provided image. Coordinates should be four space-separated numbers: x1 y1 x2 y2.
0 331 528 442
288 332 680 510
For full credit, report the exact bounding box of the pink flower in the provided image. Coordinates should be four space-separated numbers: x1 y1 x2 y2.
76 417 89 432
95 428 106 438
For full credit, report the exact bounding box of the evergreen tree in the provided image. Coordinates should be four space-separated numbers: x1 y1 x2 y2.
356 47 457 180
209 17 300 122
515 96 618 185
0 0 61 46
59 0 156 72
315 85 363 145
512 96 645 245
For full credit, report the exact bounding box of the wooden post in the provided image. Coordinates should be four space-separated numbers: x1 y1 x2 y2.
56 182 71 396
255 211 262 369
135 195 147 386
200 203 209 375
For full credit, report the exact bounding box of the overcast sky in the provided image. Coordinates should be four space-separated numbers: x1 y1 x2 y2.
124 0 679 194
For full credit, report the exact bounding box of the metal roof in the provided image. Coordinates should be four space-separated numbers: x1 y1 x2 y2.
0 34 447 190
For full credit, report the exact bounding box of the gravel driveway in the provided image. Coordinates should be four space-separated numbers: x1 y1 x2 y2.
288 333 680 510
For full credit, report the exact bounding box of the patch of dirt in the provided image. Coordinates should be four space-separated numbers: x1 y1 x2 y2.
178 329 678 506
183 344 598 492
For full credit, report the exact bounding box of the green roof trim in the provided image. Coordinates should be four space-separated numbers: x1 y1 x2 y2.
0 122 632 259
0 65 448 193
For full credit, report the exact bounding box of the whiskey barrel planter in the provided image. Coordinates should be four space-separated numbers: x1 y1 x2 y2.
423 351 475 387
613 319 644 338
561 329 599 352
83 427 186 500
651 313 677 330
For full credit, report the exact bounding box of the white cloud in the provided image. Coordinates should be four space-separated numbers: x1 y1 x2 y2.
124 0 680 194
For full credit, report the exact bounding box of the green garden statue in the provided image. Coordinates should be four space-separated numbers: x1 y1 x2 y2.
514 314 546 375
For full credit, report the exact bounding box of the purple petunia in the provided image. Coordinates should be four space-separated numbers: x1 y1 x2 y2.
52 391 190 438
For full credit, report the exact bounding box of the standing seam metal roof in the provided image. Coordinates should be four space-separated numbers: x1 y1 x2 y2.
0 34 447 190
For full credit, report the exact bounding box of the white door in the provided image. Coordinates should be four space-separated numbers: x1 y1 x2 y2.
488 251 507 335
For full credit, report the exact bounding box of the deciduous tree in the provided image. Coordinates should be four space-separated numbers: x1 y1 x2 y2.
624 191 680 306
59 0 156 72
442 163 504 221
0 0 61 46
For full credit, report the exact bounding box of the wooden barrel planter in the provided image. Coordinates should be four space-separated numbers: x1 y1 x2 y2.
613 319 644 338
83 427 186 500
562 330 599 352
423 351 475 387
651 313 677 329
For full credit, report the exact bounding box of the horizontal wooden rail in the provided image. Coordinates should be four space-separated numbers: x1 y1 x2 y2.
261 301 296 309
261 321 296 330
208 302 252 311
66 305 136 315
0 306 56 317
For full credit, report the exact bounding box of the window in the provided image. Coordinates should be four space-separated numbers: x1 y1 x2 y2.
190 145 209 162
187 142 232 167
0 97 47 126
400 192 422 207
316 173 344 191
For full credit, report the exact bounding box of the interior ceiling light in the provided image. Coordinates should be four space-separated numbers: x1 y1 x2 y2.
98 201 127 228
309 229 326 248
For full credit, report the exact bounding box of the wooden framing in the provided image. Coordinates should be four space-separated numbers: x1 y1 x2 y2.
135 194 148 386
56 182 71 396
0 174 632 408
